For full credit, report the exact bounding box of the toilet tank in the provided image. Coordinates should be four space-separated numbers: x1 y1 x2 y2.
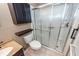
23 31 33 43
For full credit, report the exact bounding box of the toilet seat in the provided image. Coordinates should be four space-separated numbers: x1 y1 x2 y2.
29 40 41 50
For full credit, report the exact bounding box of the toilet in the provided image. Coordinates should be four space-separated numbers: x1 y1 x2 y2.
23 32 41 50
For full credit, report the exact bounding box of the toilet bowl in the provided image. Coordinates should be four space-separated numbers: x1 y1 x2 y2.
24 32 41 50
29 40 41 50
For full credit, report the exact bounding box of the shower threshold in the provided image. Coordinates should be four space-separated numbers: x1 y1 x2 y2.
24 45 64 56
42 45 64 55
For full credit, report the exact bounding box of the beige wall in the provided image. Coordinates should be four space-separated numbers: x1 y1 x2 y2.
0 3 31 48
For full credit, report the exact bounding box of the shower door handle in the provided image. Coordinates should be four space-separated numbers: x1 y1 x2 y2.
61 22 69 28
48 26 55 29
71 24 79 40
65 22 69 27
71 29 78 40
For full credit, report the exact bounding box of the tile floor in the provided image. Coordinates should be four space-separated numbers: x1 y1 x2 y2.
24 46 64 56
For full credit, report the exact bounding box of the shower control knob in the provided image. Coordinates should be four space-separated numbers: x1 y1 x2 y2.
56 45 59 48
62 22 69 28
0 46 1 48
51 27 55 28
48 26 55 29
65 22 69 27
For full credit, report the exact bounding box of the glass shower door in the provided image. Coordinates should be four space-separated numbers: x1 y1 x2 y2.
39 5 51 47
49 4 65 50
32 3 77 52
34 9 42 43
56 4 77 52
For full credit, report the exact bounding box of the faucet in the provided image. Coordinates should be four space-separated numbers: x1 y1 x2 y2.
0 41 3 48
0 46 1 48
0 41 3 44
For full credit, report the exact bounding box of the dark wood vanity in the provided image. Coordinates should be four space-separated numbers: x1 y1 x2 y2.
13 48 24 56
0 40 25 56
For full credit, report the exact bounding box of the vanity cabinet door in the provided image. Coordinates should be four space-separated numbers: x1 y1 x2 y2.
13 48 24 56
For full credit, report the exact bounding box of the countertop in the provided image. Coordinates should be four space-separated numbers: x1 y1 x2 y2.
0 40 23 56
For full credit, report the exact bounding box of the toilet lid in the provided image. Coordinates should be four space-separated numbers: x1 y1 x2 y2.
29 40 41 48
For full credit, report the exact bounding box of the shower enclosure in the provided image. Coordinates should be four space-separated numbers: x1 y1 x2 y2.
31 3 77 52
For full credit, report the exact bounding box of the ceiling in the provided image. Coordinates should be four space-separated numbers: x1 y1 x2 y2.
30 3 63 8
30 3 46 8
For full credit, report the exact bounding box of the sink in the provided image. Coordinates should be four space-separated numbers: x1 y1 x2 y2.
0 47 13 56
